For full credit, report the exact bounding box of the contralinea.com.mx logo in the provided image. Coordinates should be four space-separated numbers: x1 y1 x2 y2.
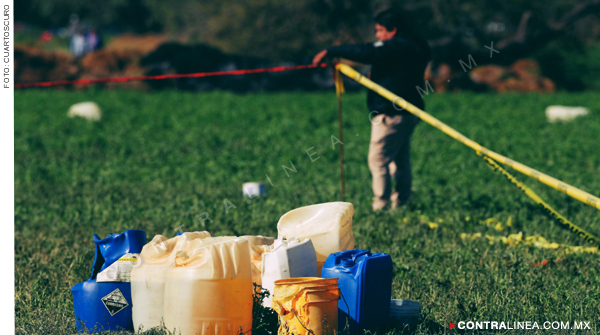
448 321 591 330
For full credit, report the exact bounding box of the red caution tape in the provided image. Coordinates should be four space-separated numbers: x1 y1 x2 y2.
15 63 330 88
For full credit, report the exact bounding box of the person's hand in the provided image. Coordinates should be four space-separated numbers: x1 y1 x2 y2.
312 50 327 65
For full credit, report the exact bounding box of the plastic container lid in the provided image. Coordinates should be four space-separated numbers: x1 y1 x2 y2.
341 258 355 267
390 299 421 315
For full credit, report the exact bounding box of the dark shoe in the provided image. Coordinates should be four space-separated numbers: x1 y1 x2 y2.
391 192 410 210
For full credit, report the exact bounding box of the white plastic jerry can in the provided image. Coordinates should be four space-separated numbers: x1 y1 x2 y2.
261 238 319 307
178 235 274 286
130 232 211 332
163 238 254 335
277 202 355 274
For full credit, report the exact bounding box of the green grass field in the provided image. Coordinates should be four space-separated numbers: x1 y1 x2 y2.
14 89 600 334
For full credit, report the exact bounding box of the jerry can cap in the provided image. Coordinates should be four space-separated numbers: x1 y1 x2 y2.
341 258 355 267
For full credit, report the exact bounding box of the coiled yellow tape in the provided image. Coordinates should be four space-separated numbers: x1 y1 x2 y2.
480 154 598 246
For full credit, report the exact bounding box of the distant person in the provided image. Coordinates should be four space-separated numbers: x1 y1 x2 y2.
70 30 85 57
85 28 102 53
313 8 431 211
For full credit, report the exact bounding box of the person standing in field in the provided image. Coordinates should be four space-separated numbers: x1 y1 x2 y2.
312 8 431 211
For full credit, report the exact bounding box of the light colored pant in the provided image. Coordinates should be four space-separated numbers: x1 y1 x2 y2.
368 113 419 210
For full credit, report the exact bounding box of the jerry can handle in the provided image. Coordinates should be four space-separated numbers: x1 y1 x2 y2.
351 250 371 262
90 234 105 280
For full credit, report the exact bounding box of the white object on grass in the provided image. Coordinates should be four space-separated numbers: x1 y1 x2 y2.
545 105 589 123
67 102 102 121
243 182 267 198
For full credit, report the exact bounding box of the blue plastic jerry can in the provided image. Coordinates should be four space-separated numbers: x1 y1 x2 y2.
71 230 146 333
321 249 393 333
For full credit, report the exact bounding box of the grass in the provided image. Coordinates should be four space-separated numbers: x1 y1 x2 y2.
14 89 600 334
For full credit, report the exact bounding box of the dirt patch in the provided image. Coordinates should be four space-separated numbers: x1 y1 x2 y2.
470 59 555 92
15 45 79 85
16 34 169 89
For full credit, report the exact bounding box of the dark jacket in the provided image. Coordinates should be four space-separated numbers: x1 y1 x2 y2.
327 33 431 115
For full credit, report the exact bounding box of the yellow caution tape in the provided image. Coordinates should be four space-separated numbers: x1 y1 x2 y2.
335 63 600 211
333 67 345 98
480 154 599 246
461 232 599 254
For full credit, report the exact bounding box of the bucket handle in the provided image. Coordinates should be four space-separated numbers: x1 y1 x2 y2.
299 287 340 302
339 289 351 332
291 308 315 335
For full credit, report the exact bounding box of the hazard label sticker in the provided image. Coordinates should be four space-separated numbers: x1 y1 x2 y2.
101 288 129 316
96 253 139 282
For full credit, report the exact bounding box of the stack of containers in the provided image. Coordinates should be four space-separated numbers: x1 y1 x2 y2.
130 231 212 331
132 234 273 332
75 202 364 334
163 238 253 335
321 249 393 333
267 202 357 335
